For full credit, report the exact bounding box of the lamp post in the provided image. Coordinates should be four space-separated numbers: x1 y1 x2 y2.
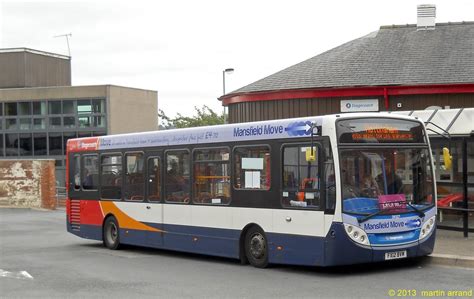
222 68 234 124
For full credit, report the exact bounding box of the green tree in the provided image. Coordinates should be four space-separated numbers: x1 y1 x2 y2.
158 105 225 129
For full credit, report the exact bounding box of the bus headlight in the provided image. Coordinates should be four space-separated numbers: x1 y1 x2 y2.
344 224 370 246
419 216 436 240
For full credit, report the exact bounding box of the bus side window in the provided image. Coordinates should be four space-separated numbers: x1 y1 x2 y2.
124 152 145 201
165 150 190 203
73 154 81 191
233 146 271 190
281 145 320 209
193 148 230 205
100 154 123 200
82 154 98 190
147 157 161 202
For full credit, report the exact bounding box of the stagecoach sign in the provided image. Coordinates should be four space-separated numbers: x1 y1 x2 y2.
341 99 379 112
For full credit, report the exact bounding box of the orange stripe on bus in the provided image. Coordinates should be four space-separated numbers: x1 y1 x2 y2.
100 201 162 232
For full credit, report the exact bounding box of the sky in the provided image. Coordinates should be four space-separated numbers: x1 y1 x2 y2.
0 0 473 118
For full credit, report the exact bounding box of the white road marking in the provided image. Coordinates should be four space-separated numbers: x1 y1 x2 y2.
0 269 34 280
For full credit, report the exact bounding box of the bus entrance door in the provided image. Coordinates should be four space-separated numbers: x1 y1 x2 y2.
145 154 164 247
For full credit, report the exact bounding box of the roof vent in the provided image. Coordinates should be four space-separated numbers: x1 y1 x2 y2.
417 4 436 30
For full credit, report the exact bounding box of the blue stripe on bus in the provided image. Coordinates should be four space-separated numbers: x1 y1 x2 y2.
368 229 420 246
67 221 435 266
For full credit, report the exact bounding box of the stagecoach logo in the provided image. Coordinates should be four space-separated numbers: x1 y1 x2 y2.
341 99 379 112
79 141 98 149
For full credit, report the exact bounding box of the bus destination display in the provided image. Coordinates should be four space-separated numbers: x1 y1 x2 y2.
337 118 424 144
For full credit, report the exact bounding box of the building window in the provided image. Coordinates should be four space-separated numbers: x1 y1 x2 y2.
32 102 47 115
92 99 105 113
33 118 46 130
93 116 105 128
6 119 17 130
63 116 76 128
234 146 271 190
33 133 47 156
82 155 99 190
19 118 31 130
124 153 145 201
0 134 4 156
193 148 230 205
147 157 161 202
101 154 122 200
18 102 31 116
49 133 63 155
78 116 91 128
49 101 62 114
165 150 190 203
5 133 18 156
63 101 74 114
77 100 92 114
49 117 61 128
19 134 33 156
5 103 17 116
0 103 3 116
281 145 320 208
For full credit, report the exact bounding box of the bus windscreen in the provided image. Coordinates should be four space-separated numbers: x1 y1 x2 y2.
337 118 425 144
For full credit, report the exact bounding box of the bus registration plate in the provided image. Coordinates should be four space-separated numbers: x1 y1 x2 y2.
385 250 407 260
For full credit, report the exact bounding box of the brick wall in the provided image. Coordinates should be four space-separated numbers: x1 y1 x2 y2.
0 160 56 209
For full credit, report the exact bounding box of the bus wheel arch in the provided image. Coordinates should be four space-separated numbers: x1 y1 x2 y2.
103 214 121 250
240 224 269 268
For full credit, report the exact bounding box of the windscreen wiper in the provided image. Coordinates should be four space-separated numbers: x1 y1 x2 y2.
406 203 425 218
357 210 387 224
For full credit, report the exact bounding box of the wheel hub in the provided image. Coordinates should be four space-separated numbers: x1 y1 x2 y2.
109 223 117 242
249 233 266 259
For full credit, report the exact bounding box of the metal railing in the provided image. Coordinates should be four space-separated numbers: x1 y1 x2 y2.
56 186 67 207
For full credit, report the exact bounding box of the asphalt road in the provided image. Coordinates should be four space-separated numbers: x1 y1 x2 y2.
0 208 472 298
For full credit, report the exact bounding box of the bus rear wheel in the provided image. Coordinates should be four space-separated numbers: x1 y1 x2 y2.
103 216 121 250
245 226 269 268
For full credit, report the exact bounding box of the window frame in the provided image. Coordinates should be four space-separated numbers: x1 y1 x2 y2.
99 152 123 201
232 144 272 191
164 149 191 204
81 153 99 192
124 151 146 202
73 154 81 191
192 146 231 206
280 142 323 210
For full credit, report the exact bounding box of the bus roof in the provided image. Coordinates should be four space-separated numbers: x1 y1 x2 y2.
67 112 422 152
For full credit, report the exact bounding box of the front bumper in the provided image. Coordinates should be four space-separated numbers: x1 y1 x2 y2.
323 222 436 266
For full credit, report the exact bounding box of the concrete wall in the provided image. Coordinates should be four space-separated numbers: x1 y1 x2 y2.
0 85 107 101
107 85 158 134
0 159 56 209
0 50 71 88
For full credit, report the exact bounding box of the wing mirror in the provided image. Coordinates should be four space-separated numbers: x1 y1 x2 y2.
442 147 452 170
305 147 317 162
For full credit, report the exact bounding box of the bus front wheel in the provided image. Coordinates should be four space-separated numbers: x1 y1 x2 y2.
103 216 121 250
244 226 269 268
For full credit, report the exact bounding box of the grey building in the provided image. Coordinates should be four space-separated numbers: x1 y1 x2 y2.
0 48 158 186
